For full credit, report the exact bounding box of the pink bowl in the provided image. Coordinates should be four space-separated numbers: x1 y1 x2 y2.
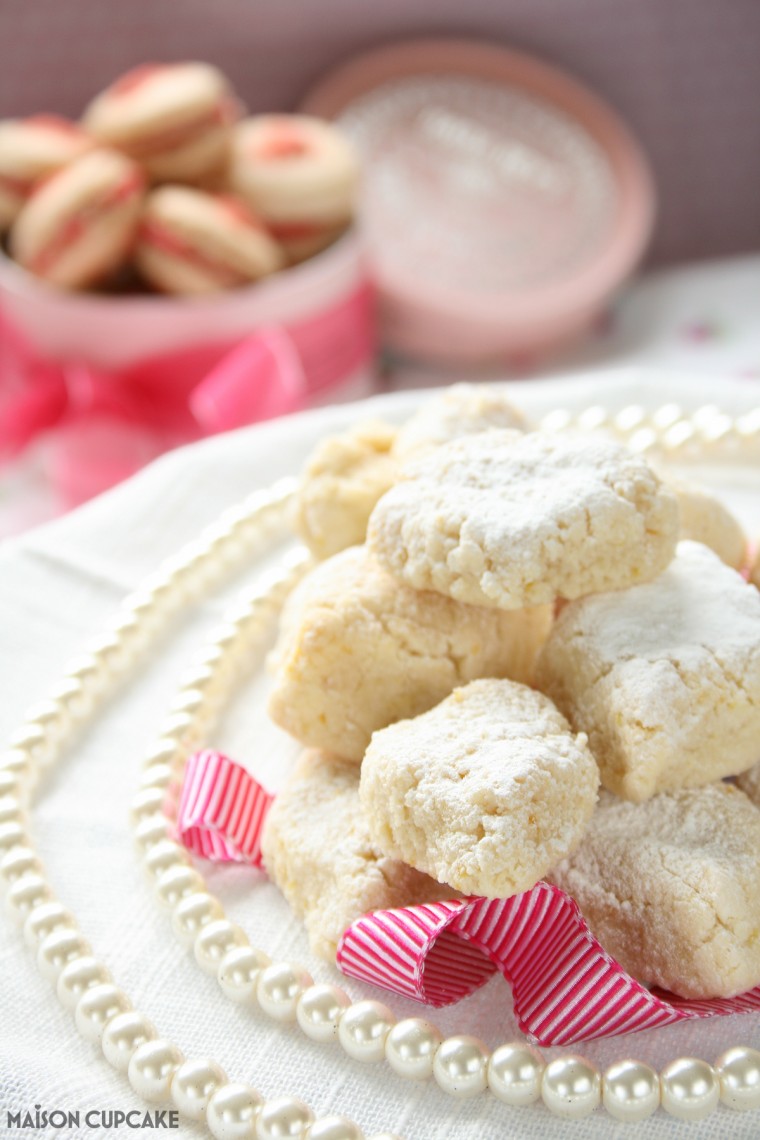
304 38 656 366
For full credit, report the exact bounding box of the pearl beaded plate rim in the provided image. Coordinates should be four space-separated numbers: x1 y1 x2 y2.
2 372 760 1140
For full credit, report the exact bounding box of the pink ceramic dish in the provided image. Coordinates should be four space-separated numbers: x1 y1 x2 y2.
303 38 656 366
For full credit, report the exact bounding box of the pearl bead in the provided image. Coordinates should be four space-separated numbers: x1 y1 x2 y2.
256 1096 314 1139
144 839 191 879
0 845 43 886
603 1059 660 1122
194 920 248 975
0 793 25 826
487 1042 544 1106
75 982 132 1042
102 1011 157 1073
144 738 185 770
661 1057 720 1121
385 1018 441 1080
139 762 177 790
257 962 313 1022
56 956 112 1010
0 767 22 799
130 786 167 824
172 892 224 947
10 721 52 764
208 1082 263 1140
128 1039 185 1103
218 946 271 1003
0 820 29 853
540 1055 601 1119
433 1035 489 1098
134 813 171 853
37 928 91 981
296 984 351 1043
5 872 53 920
172 1058 228 1121
715 1045 760 1111
155 864 204 908
23 900 75 947
161 710 204 749
48 676 93 720
0 747 38 791
305 1117 364 1140
338 1000 395 1064
24 700 71 748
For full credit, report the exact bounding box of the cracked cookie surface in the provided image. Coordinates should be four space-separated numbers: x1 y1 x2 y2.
268 546 552 761
367 430 679 609
549 783 760 999
261 750 448 960
535 541 760 801
359 678 599 898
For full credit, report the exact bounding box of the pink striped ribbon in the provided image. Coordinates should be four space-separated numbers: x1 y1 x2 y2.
174 751 760 1044
337 889 760 1046
174 749 274 865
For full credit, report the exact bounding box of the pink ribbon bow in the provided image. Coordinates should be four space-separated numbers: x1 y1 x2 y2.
172 750 760 1045
0 281 373 506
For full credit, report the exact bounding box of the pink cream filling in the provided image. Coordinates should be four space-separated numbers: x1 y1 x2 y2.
29 173 143 276
0 171 32 199
139 219 249 286
117 98 237 161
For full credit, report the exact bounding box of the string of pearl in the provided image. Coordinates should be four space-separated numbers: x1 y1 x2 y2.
0 404 756 1137
0 481 399 1140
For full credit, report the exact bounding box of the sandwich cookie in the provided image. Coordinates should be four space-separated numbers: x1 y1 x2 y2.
135 185 284 294
229 114 359 262
11 148 144 289
0 114 93 230
83 62 240 184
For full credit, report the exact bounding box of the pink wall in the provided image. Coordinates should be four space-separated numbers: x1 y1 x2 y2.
1 0 757 266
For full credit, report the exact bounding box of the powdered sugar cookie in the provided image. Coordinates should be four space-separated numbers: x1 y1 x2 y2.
260 749 448 960
662 472 746 569
360 678 599 898
550 783 760 999
291 420 398 560
367 430 679 610
392 383 528 463
268 546 552 762
535 541 760 801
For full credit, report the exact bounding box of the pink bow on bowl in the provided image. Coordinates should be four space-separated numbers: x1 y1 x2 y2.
0 278 374 507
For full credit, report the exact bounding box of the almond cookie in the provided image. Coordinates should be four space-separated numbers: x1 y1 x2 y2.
291 420 398 560
360 678 599 898
260 749 447 960
367 430 679 609
662 472 746 569
550 784 760 999
392 382 528 463
535 541 760 802
268 546 552 761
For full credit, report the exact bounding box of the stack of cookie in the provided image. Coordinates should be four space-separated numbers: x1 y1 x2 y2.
262 384 760 1002
0 62 359 293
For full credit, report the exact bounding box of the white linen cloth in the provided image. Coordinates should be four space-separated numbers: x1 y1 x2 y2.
0 370 759 1140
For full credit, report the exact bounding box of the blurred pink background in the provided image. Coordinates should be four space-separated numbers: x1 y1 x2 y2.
1 0 758 267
